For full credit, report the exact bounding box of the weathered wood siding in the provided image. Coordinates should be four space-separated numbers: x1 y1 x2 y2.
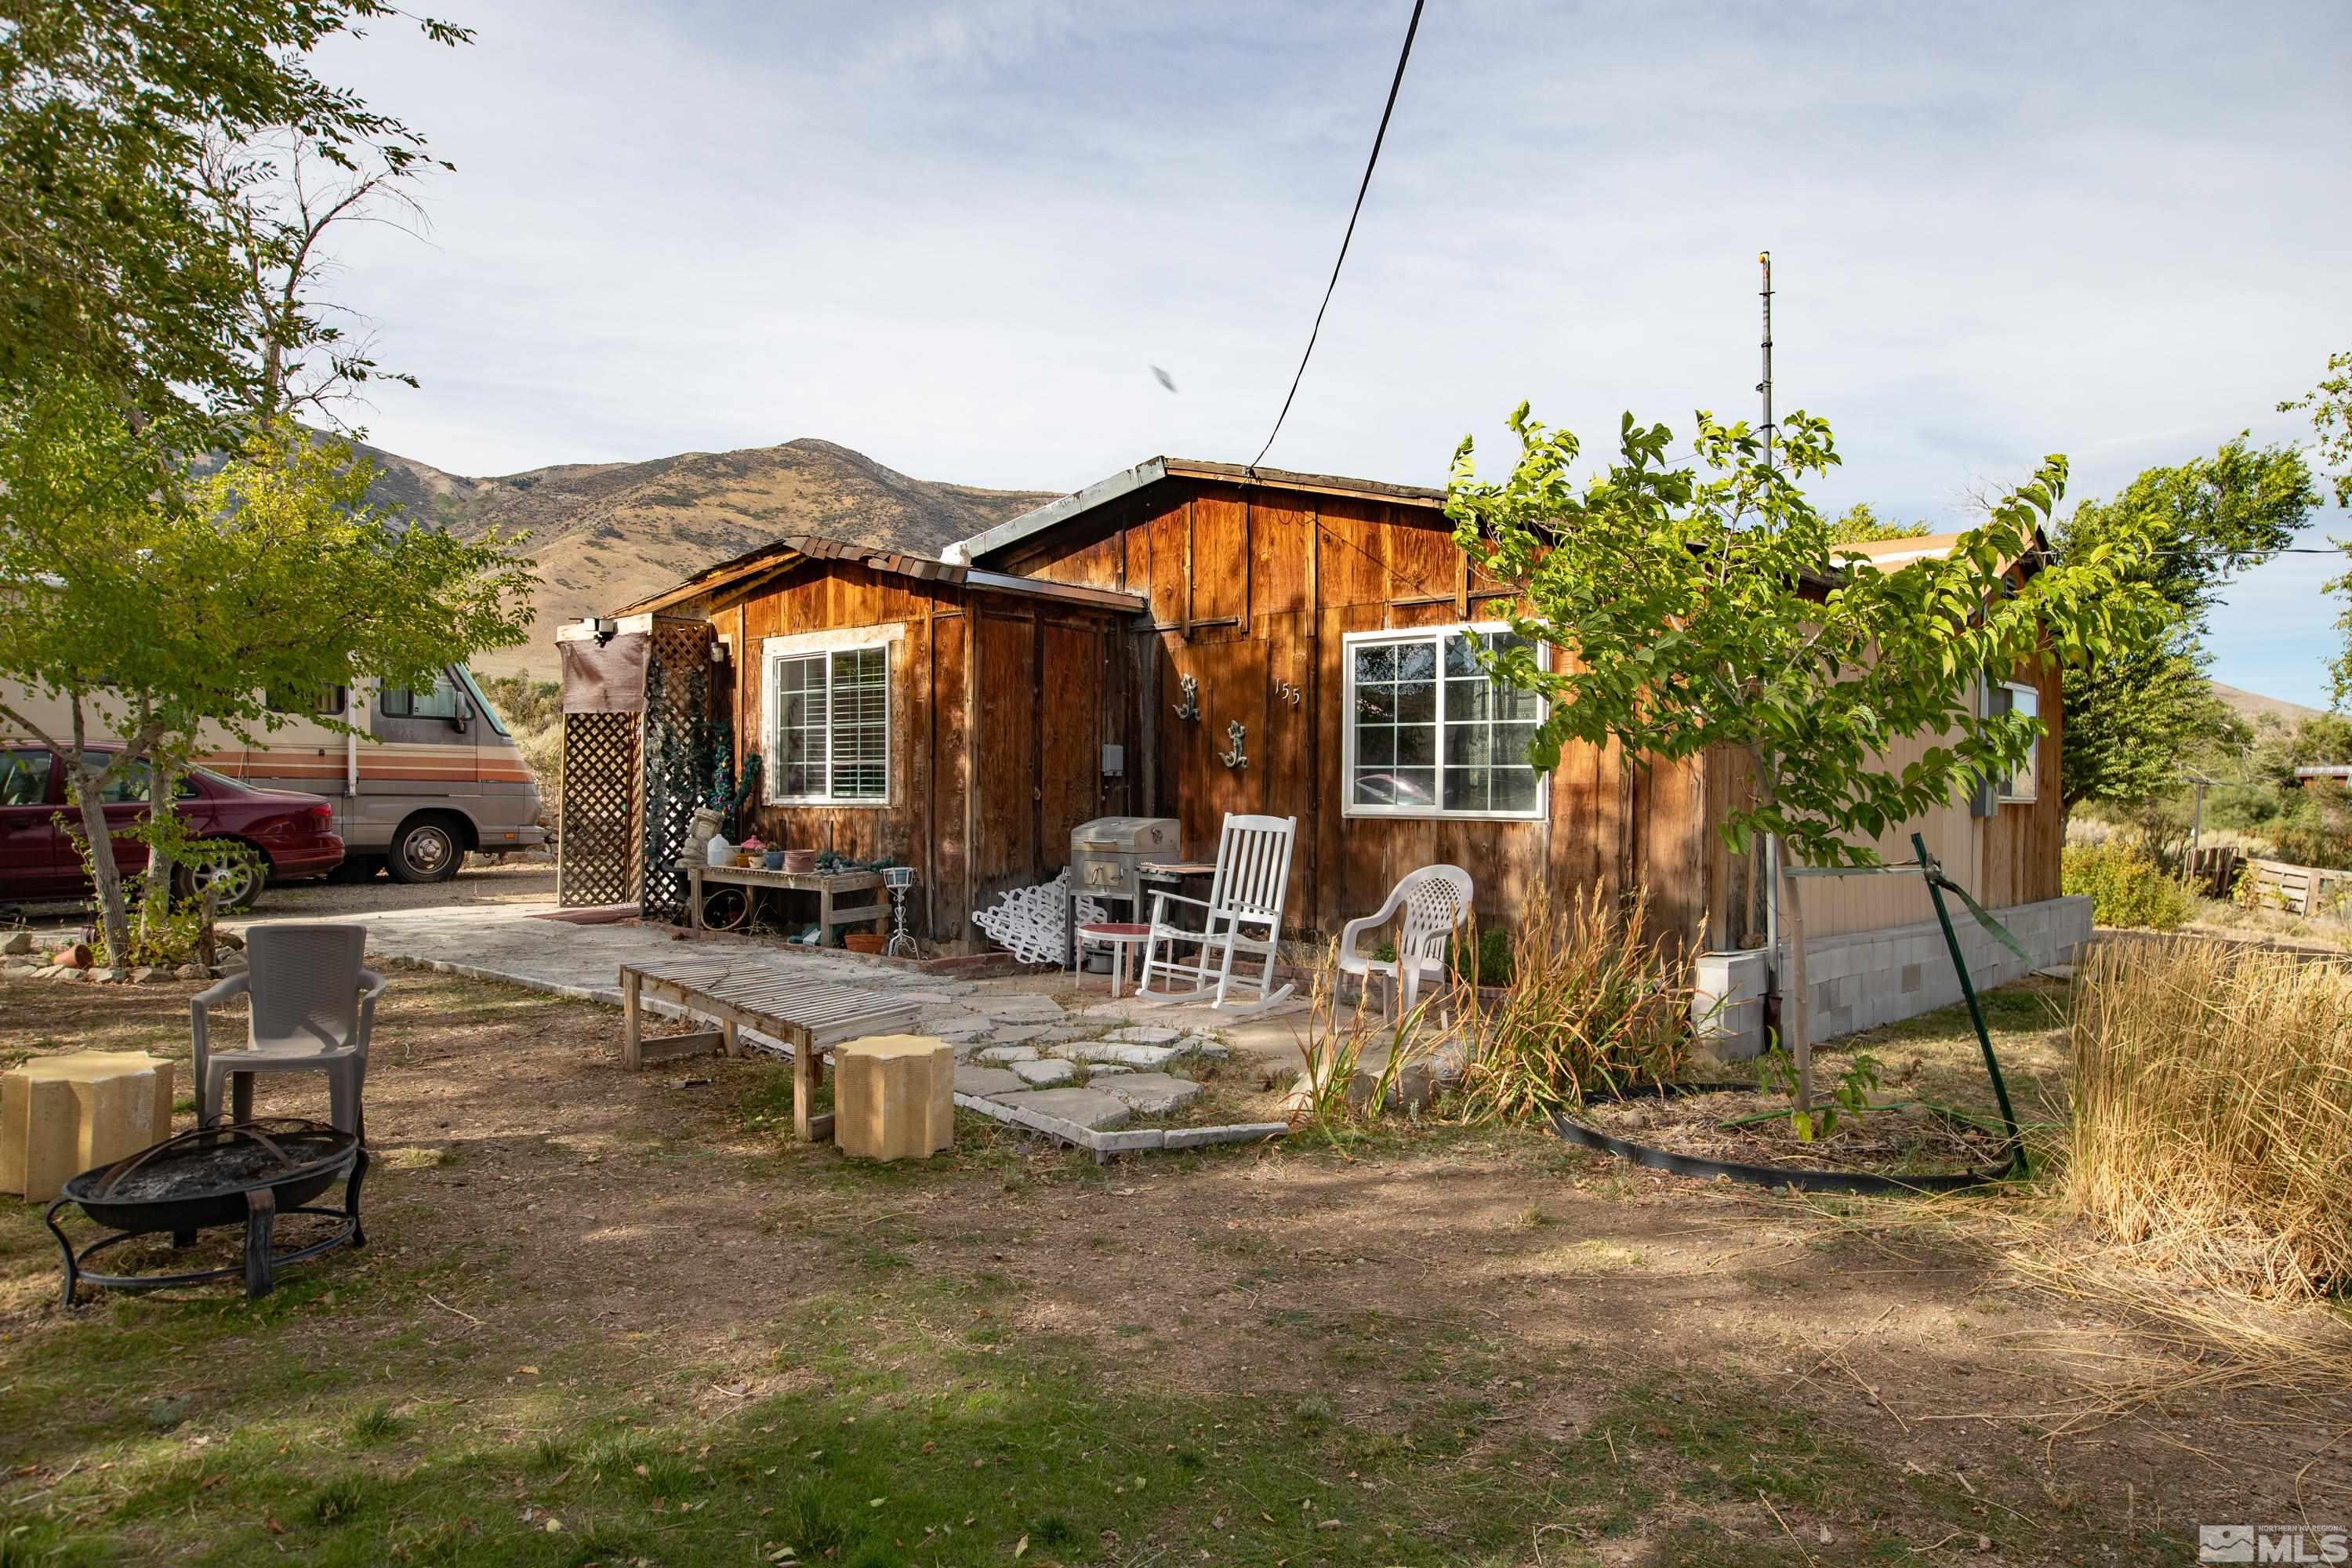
986 478 1714 944
702 563 1128 946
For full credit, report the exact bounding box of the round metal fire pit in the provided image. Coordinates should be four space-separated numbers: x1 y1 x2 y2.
44 1119 368 1305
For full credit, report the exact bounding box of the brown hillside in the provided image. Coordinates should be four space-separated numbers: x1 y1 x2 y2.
350 437 1056 680
2211 681 2328 731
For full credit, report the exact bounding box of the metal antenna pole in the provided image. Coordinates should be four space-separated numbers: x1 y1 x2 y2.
1758 250 1774 468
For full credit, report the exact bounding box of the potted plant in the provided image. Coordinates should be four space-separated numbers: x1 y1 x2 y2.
739 834 765 869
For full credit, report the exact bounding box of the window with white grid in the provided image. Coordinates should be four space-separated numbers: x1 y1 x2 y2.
1342 625 1548 820
770 644 890 804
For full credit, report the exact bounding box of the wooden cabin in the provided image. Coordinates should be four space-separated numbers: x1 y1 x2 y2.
592 462 2084 1036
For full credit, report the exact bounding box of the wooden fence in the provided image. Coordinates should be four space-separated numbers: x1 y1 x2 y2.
2244 857 2350 919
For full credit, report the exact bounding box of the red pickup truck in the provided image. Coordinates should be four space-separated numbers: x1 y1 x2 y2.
0 745 344 911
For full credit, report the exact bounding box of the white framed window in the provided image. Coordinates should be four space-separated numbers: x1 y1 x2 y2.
1342 624 1548 819
1995 680 2039 804
765 641 891 806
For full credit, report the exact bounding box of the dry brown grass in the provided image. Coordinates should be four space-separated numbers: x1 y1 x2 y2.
2067 938 2352 1300
1453 884 1693 1122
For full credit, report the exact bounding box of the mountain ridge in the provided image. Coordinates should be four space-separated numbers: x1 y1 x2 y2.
348 436 1058 679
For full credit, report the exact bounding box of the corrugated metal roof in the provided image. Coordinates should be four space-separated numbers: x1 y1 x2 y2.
608 533 1146 619
944 455 1446 565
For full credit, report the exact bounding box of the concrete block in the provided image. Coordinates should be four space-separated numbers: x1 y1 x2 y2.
975 1045 1040 1063
836 1036 953 1161
1099 1073 1203 1117
1011 1058 1076 1087
989 1087 1132 1131
2 1051 174 1202
1165 1123 1288 1149
953 1065 1027 1098
1105 1025 1180 1045
1091 1128 1166 1155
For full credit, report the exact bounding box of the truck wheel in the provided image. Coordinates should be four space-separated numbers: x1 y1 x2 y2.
387 815 464 884
173 847 267 913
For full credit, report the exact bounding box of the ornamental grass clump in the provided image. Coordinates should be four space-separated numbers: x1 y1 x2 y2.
2067 939 2352 1300
1453 885 1693 1122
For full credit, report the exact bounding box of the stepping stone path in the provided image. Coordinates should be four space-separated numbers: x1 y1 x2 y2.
919 988 1283 1159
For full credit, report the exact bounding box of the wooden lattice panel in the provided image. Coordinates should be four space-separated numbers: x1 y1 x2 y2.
639 619 714 924
558 710 641 907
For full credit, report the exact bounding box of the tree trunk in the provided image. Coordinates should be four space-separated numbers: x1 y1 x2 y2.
66 699 132 966
1773 833 1814 1113
139 761 177 943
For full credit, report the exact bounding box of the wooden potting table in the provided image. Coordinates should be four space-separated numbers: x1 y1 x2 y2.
616 956 920 1142
682 862 888 946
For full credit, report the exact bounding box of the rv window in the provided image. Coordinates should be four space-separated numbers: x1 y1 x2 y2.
452 666 511 736
267 685 347 716
1343 626 1547 820
770 644 889 804
378 675 464 720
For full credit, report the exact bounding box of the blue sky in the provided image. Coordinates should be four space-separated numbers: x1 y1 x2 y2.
318 1 2349 707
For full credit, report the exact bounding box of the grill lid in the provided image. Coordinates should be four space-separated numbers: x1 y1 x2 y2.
1071 817 1180 855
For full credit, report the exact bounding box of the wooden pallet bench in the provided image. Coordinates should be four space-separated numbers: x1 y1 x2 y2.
616 957 920 1142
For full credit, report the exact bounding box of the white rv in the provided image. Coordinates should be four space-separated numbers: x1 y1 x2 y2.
2 664 546 883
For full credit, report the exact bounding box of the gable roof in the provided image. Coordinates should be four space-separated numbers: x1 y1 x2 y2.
943 456 1446 566
609 532 1146 618
1834 531 2049 579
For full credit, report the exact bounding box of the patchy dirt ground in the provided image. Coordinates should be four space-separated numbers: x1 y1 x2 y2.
2 965 2347 1566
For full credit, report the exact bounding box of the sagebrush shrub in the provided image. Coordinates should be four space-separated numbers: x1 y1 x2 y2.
2062 840 2192 931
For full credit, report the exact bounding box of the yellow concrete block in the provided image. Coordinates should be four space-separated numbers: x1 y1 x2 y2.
1 1052 175 1203
833 1035 953 1162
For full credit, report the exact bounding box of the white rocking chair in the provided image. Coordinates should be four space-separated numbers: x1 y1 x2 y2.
1136 813 1298 1014
1337 865 1475 1021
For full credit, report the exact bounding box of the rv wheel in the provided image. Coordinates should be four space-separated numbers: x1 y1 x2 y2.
387 815 464 884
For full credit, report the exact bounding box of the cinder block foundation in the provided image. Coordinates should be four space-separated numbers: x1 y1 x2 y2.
1781 894 2090 1043
1691 895 2092 1057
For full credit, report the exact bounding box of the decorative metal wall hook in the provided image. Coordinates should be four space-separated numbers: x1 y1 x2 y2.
1272 678 1303 708
1219 720 1248 770
1173 673 1201 722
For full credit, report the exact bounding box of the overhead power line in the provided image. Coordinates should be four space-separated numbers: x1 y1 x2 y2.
1249 0 1427 474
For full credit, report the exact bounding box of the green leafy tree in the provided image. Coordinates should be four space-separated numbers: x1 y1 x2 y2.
1448 405 2162 1109
0 392 534 961
0 0 465 441
0 2 497 955
2053 436 2316 807
2280 350 2352 709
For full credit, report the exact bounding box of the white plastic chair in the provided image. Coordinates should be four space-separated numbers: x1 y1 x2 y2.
1137 814 1298 1014
1338 866 1474 1020
191 924 383 1137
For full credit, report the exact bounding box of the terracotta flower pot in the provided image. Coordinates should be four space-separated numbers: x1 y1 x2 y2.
844 932 885 954
783 849 818 874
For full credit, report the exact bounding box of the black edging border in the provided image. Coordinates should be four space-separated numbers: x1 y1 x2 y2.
1544 1082 2016 1196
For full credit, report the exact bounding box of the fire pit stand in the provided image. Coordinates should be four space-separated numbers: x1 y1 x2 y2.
43 1120 368 1306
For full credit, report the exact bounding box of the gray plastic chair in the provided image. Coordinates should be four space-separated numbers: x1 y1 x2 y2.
191 924 383 1137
